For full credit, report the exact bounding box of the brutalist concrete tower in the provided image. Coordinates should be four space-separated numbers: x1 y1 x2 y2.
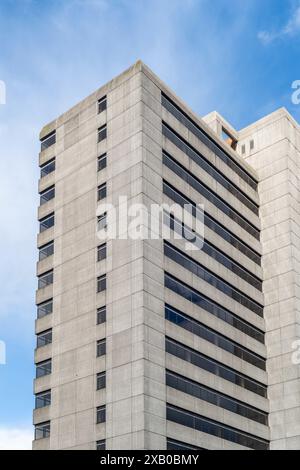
33 61 270 450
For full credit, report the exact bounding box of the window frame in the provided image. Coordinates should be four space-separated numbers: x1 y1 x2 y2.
40 158 55 178
96 371 106 390
36 359 52 378
97 306 106 325
39 212 55 233
35 421 50 440
97 153 107 171
96 339 106 357
97 182 107 201
97 212 107 231
40 130 56 151
97 243 107 262
97 274 106 293
39 241 54 261
37 299 53 319
36 329 52 349
40 185 55 206
96 439 106 450
98 124 107 143
98 96 107 114
35 390 51 409
96 405 106 424
38 270 53 289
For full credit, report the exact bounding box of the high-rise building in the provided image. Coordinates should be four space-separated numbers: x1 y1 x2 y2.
33 61 297 450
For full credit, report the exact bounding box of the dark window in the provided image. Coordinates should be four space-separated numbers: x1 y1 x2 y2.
97 275 106 293
97 371 106 390
35 390 51 409
96 405 106 424
162 123 259 217
97 212 107 231
164 273 264 343
97 339 106 357
166 370 268 425
165 305 265 370
98 125 107 143
97 243 107 262
241 145 246 155
97 306 106 325
250 139 255 151
41 131 56 151
97 183 107 201
35 421 50 440
163 151 259 239
98 153 107 171
161 93 258 190
166 438 202 450
98 96 107 114
166 404 269 450
40 158 55 178
164 242 263 317
40 185 55 205
37 329 52 348
39 241 54 261
38 270 53 289
39 213 54 233
36 359 52 378
37 299 53 319
166 212 262 291
96 439 106 450
163 181 261 265
165 337 267 398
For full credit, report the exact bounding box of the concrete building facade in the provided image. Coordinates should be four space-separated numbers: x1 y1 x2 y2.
203 108 300 450
33 61 297 450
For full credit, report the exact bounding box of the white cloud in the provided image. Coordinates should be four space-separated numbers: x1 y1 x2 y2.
0 427 32 450
257 30 277 45
284 4 300 34
258 2 300 44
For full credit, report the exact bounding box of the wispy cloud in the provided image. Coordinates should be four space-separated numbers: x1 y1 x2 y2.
0 427 32 450
258 2 300 44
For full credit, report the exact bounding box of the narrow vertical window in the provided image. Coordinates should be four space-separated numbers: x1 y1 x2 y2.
97 183 107 201
97 275 106 293
96 405 106 423
98 96 107 114
97 153 107 171
97 306 106 325
97 243 107 262
97 339 106 357
98 125 107 143
96 372 106 390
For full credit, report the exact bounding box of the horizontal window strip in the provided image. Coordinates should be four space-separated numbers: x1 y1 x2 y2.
162 122 259 217
165 212 262 291
165 304 265 370
166 337 267 398
163 180 261 265
166 404 269 450
163 150 259 240
166 370 268 425
161 93 258 190
164 273 264 343
164 241 263 317
166 438 204 450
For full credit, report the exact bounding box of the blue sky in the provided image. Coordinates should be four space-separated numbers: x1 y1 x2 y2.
0 0 299 449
